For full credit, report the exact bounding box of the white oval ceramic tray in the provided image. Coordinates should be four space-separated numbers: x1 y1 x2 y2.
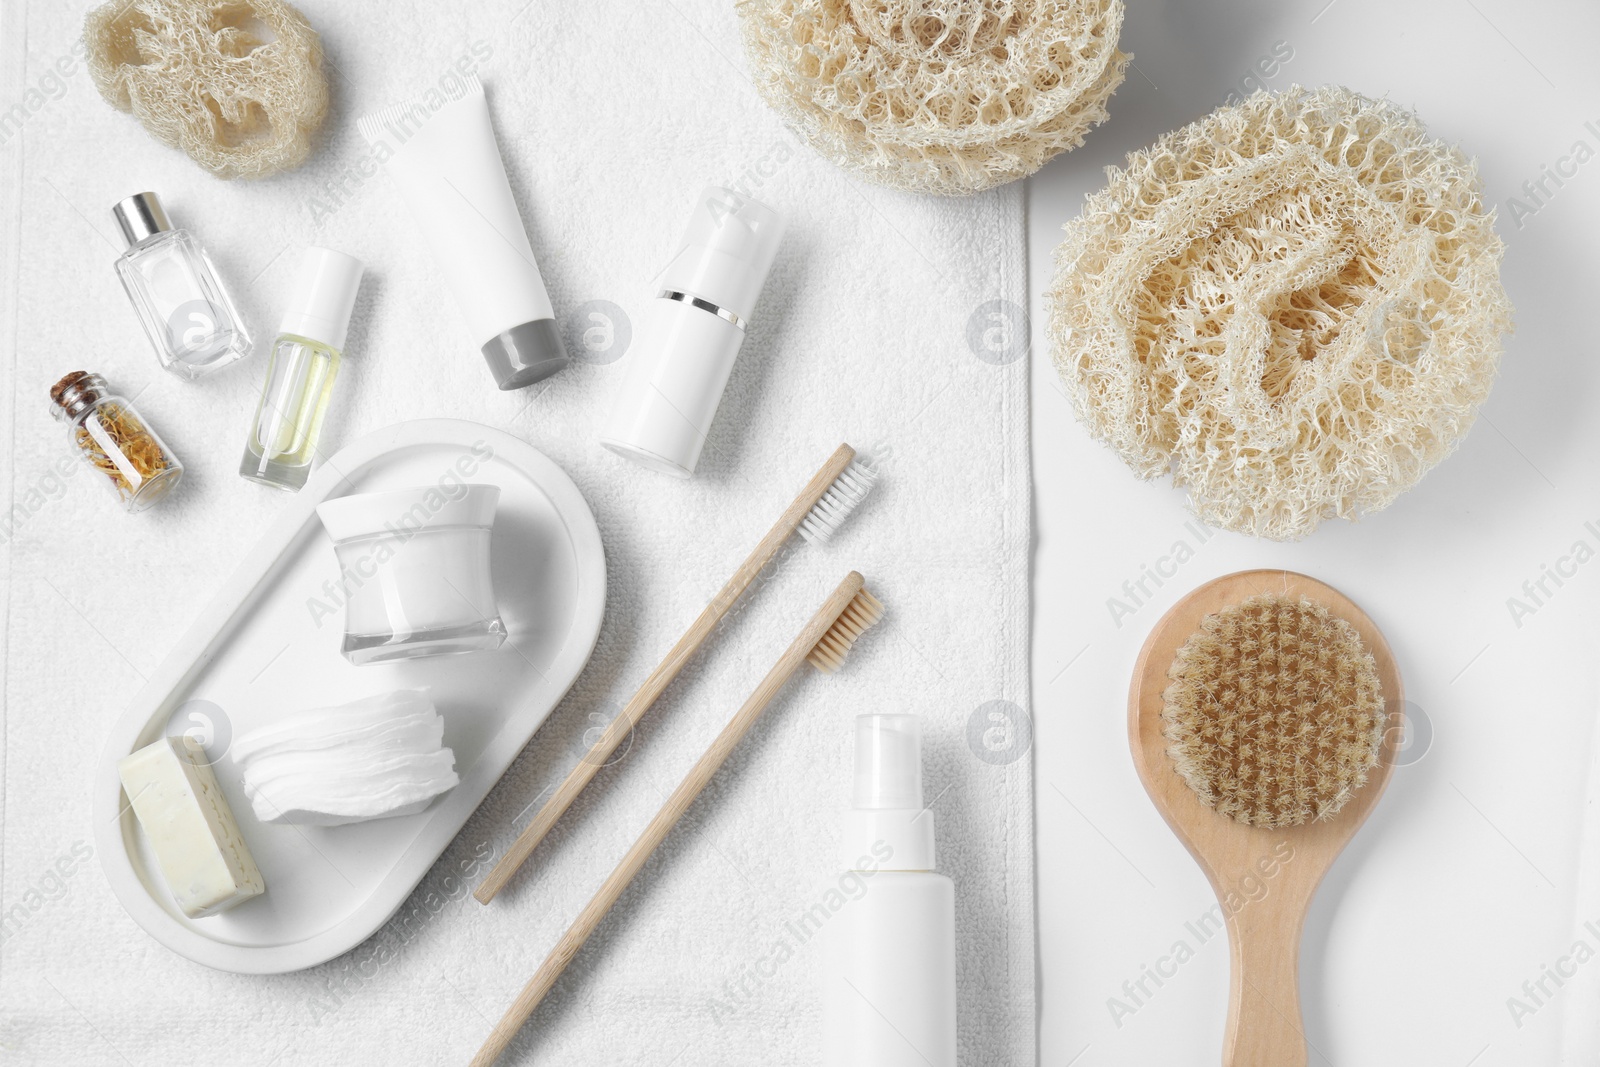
93 419 606 974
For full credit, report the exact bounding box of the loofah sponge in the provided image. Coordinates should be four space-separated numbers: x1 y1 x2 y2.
84 0 329 180
1047 85 1513 540
737 0 1129 196
1162 594 1384 829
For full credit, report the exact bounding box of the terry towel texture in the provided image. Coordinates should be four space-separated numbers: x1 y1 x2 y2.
0 1 1033 1064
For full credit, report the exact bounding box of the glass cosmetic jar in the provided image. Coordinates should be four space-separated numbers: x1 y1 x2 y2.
315 483 506 665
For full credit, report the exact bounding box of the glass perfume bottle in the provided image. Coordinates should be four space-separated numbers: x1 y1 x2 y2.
240 246 364 492
112 192 252 381
50 370 184 512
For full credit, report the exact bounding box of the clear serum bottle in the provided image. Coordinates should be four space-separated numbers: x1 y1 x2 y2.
822 714 957 1067
239 247 364 492
112 192 252 380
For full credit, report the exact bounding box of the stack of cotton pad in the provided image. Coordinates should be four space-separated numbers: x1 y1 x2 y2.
1047 85 1513 540
233 690 459 826
739 0 1129 195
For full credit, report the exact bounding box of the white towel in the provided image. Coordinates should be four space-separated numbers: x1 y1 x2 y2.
0 1 1032 1064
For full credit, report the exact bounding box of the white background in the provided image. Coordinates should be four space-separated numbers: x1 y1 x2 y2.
1030 1 1600 1064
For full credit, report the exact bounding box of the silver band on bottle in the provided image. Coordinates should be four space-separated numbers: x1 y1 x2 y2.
658 290 745 331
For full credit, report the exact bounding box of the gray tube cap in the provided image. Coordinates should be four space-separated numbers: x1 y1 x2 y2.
482 318 569 390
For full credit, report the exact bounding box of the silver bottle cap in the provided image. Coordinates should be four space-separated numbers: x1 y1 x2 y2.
112 192 172 247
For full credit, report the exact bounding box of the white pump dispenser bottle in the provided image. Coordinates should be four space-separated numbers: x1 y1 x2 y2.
599 186 785 478
822 714 957 1066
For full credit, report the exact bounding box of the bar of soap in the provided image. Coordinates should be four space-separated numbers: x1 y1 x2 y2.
117 736 266 918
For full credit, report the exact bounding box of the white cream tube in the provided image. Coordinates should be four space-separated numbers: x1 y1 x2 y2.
358 76 568 390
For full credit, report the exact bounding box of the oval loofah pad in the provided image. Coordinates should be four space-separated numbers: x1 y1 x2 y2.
738 0 1129 196
1162 594 1385 829
84 0 329 180
1047 85 1513 540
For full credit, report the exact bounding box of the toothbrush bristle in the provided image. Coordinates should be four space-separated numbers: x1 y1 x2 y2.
807 589 884 673
799 459 878 545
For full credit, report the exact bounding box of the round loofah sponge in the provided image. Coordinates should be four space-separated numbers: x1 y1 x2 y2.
737 0 1130 196
1047 85 1513 540
84 0 329 180
1162 594 1385 829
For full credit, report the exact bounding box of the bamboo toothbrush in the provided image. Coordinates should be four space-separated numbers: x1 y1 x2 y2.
1129 570 1402 1067
469 571 884 1067
474 443 876 904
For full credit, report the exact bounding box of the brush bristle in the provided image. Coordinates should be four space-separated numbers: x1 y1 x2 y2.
807 589 884 673
799 460 878 545
1161 594 1385 829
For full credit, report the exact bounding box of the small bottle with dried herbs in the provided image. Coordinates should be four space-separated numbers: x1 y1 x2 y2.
50 371 184 512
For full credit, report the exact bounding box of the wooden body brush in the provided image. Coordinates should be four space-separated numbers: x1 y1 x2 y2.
470 571 883 1066
1130 570 1402 1067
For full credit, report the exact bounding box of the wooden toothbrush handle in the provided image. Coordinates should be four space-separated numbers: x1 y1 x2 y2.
473 443 857 904
1223 881 1312 1067
469 573 867 1067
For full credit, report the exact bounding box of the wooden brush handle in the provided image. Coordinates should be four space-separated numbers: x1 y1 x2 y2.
1223 873 1316 1067
469 572 867 1067
474 443 857 904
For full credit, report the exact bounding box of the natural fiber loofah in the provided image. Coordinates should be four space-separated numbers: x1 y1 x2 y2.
738 0 1129 195
1047 86 1513 540
1162 594 1385 829
84 0 329 180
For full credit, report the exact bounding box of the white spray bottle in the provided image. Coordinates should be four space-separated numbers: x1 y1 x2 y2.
822 714 957 1066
